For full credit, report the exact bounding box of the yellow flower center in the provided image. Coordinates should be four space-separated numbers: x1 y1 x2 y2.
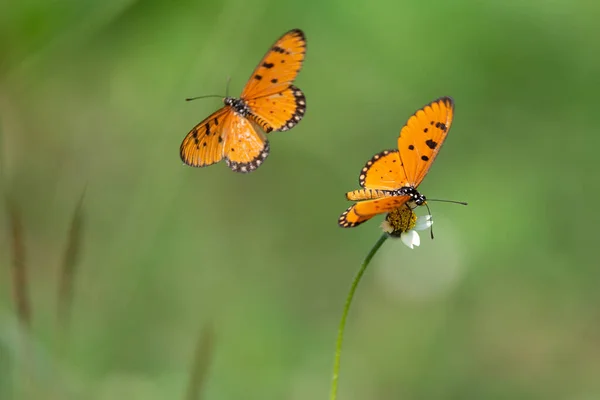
385 206 417 237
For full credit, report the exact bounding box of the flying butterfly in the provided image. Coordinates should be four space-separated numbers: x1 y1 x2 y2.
338 97 455 228
180 29 307 173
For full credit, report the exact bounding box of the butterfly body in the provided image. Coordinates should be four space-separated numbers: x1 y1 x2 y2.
224 97 251 118
180 29 306 173
338 97 454 228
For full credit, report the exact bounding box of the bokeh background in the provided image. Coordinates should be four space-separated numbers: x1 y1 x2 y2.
1 0 600 399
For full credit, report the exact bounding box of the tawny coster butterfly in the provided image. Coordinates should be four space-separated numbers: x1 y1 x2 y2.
339 97 455 227
180 29 306 173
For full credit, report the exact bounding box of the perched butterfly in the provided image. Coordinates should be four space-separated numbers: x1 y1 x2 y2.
180 29 307 173
338 97 454 227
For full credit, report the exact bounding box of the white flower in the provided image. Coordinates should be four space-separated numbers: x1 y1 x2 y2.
381 213 433 249
401 215 433 249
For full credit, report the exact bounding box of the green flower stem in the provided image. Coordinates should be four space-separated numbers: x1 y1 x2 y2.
330 233 388 400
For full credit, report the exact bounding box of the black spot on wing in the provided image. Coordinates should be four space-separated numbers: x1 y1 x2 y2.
272 46 287 54
425 139 438 149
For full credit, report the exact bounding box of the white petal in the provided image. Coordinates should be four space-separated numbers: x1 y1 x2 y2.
414 215 433 231
380 220 393 234
412 230 421 247
400 232 413 249
401 230 420 249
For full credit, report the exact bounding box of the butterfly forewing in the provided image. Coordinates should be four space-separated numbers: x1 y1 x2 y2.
241 29 306 100
180 108 232 167
397 97 454 186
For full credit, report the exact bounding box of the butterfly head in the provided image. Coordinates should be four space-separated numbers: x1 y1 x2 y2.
224 97 250 117
397 186 426 208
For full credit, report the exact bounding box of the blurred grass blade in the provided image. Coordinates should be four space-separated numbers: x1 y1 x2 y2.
6 196 31 330
57 185 87 330
185 323 216 400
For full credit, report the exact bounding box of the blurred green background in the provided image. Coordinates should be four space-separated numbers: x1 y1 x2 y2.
1 0 600 398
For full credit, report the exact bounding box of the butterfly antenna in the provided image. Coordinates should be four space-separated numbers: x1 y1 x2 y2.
427 199 468 206
424 202 435 240
225 76 232 98
185 95 224 102
423 198 467 239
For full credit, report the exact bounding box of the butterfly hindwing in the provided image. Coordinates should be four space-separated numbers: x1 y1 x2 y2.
358 150 407 190
246 85 306 132
338 196 411 228
180 107 231 167
397 96 454 186
241 29 306 100
223 115 269 173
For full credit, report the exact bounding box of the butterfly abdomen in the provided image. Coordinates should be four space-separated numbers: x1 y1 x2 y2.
346 188 394 201
251 114 274 133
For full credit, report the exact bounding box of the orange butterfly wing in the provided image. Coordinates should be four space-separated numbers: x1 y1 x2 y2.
338 196 411 228
241 29 306 99
357 150 408 190
241 29 306 133
246 85 306 132
338 150 410 228
397 96 454 186
180 107 232 168
223 116 269 173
